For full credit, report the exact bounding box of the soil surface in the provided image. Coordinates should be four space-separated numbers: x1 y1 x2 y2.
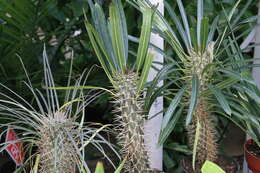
182 155 238 173
247 141 260 158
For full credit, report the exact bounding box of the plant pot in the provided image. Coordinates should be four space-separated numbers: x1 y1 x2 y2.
244 139 260 173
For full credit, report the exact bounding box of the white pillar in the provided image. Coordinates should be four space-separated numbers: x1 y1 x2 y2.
243 2 260 173
252 2 260 88
144 0 164 171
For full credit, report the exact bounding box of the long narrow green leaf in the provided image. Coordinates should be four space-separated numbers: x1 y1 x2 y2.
207 15 219 44
216 0 242 52
109 3 126 71
219 69 255 85
190 27 198 51
192 119 201 170
114 157 126 173
85 22 114 84
136 7 154 72
159 105 184 145
92 3 118 70
113 0 128 62
200 17 209 52
232 0 252 26
208 84 232 115
197 0 203 46
165 1 190 49
177 0 192 47
137 53 154 92
161 85 187 130
186 74 199 126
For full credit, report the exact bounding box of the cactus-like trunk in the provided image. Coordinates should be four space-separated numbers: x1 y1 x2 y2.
186 43 217 169
187 99 217 168
113 71 150 173
38 111 77 173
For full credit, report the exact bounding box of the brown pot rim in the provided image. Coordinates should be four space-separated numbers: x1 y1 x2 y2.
244 138 260 160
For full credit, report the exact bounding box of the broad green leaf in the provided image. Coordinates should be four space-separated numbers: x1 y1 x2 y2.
201 161 225 173
95 162 105 173
136 7 154 72
186 74 199 126
208 85 232 115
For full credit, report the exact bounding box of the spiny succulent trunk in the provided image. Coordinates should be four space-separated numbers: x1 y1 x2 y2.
114 71 150 173
187 99 217 168
38 114 77 173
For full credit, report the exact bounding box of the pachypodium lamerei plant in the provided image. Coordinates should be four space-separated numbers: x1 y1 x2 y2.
0 49 119 173
132 0 260 170
85 0 157 172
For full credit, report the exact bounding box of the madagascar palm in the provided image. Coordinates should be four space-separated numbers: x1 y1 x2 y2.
132 0 260 170
0 49 118 173
85 0 156 172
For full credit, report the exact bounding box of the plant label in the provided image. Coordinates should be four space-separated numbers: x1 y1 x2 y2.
5 127 24 165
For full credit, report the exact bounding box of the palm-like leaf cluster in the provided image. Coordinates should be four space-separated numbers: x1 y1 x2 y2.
85 0 160 172
0 49 119 172
131 0 260 170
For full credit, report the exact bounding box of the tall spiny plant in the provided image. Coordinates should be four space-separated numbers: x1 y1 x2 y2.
0 49 119 173
132 0 260 170
85 0 155 172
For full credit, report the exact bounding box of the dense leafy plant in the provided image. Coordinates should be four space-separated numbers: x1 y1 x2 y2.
131 0 260 171
0 49 119 172
85 0 162 172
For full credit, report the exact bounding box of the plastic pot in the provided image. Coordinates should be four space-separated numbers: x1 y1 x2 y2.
244 139 260 173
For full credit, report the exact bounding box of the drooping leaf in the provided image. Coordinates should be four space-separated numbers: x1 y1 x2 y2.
208 84 232 115
186 74 199 126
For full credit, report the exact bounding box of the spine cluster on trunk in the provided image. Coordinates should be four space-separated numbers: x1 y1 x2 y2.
38 111 77 173
113 71 150 173
187 99 217 167
186 43 218 169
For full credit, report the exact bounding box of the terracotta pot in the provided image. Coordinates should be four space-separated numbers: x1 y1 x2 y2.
244 139 260 173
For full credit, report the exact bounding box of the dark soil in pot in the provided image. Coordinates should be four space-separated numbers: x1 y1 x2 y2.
181 155 238 173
